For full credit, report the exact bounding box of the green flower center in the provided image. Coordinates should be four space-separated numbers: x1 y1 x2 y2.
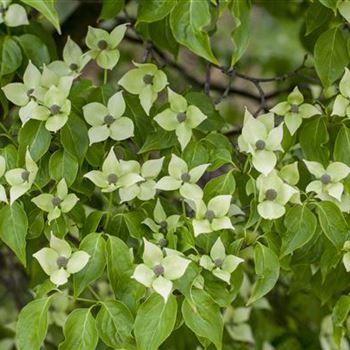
143 74 154 85
51 196 62 207
97 40 108 50
255 140 266 150
320 173 331 185
153 264 164 277
265 188 278 201
27 88 34 97
104 114 115 126
159 220 168 233
214 258 223 268
290 104 299 113
159 238 168 248
21 170 30 181
50 104 61 115
69 63 79 71
107 173 118 185
56 256 68 268
177 112 187 123
181 172 191 183
204 209 215 221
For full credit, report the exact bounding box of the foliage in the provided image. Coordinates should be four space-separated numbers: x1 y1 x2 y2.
1 1 350 350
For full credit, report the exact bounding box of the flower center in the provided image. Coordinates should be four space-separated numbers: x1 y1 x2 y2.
181 172 191 183
158 238 168 248
50 104 61 115
159 220 168 233
265 188 278 201
26 88 34 97
56 256 68 268
320 173 331 185
204 209 215 221
290 104 299 113
143 74 154 85
107 173 118 185
153 264 164 277
51 196 62 207
214 258 223 268
21 170 30 181
255 139 266 150
177 112 187 123
97 40 108 50
69 63 79 71
104 114 115 126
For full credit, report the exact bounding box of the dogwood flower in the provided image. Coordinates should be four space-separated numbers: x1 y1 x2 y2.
86 24 127 70
119 157 164 202
84 148 144 193
33 234 90 286
154 88 207 150
278 162 301 203
32 179 79 224
304 160 350 202
83 91 134 145
256 171 299 220
0 155 7 203
142 199 180 236
156 154 209 200
48 37 91 77
118 62 168 114
0 0 28 27
19 86 71 132
332 68 350 118
192 195 234 236
271 87 320 135
200 237 243 284
238 110 283 175
2 61 41 107
5 149 38 204
132 238 190 301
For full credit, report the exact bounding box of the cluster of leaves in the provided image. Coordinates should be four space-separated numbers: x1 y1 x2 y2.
2 1 350 350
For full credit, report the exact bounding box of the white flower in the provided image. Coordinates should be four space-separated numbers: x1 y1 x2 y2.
5 149 38 204
132 239 190 301
0 0 28 27
33 234 90 286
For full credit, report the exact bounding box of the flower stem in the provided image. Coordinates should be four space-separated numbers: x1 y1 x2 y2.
103 69 108 85
104 192 113 230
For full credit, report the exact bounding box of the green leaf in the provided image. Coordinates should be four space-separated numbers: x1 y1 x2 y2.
22 0 61 33
203 171 236 201
316 201 348 249
60 113 89 163
170 0 218 63
59 308 98 350
82 211 104 238
99 0 125 20
1 37 22 76
183 140 210 168
338 1 350 22
305 2 333 35
16 297 51 350
333 295 350 327
230 0 251 65
0 203 28 266
18 120 51 162
281 205 317 256
17 34 50 66
247 243 280 305
149 17 179 56
49 150 79 186
182 288 223 350
73 233 106 297
96 300 134 348
314 26 349 87
134 293 177 350
138 129 177 154
138 0 176 22
299 117 329 166
334 125 350 166
318 0 339 11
